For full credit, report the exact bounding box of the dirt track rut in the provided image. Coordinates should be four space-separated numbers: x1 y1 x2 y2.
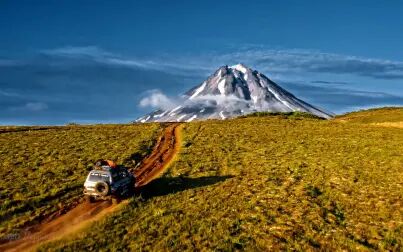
0 123 182 252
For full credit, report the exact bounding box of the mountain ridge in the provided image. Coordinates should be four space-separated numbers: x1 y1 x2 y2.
137 64 333 122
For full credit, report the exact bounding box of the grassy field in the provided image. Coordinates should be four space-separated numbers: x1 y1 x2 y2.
335 107 403 124
0 124 161 239
35 108 403 251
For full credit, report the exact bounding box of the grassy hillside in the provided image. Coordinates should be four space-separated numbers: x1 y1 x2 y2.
38 108 402 251
0 124 161 238
335 107 403 124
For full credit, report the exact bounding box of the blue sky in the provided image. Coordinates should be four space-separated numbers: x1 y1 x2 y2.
1 0 402 125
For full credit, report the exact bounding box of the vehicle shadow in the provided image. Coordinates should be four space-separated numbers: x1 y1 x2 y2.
138 175 234 199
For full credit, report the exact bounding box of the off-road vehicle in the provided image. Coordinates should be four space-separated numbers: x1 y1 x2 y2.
83 165 135 204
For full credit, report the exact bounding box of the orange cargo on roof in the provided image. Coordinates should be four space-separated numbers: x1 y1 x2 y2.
95 159 117 168
105 160 117 168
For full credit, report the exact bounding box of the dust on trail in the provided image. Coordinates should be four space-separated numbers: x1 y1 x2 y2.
0 123 182 252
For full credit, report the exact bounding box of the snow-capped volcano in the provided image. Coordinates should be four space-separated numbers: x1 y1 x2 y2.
136 64 333 122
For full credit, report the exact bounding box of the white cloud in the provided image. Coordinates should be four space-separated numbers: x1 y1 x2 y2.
8 102 49 112
191 94 251 105
138 91 254 113
0 59 23 66
42 46 153 69
139 90 179 110
37 45 403 80
41 46 209 76
213 48 403 79
25 102 48 111
0 89 21 97
42 46 114 59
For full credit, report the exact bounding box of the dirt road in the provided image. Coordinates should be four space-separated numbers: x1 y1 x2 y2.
0 123 182 252
133 123 182 187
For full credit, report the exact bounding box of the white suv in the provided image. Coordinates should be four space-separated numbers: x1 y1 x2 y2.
83 166 134 203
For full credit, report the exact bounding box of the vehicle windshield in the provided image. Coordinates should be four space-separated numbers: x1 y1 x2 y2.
88 172 110 183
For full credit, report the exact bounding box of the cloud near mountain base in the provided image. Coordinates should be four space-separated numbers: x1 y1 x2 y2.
139 90 180 110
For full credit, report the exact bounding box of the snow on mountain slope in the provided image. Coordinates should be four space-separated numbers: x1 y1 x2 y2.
136 64 333 122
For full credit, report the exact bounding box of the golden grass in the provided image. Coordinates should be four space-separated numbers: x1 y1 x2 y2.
335 107 403 124
371 122 403 128
0 124 161 238
38 108 403 251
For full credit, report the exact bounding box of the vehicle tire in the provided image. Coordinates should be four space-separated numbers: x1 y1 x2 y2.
127 185 134 197
85 195 94 203
94 181 110 196
128 180 136 196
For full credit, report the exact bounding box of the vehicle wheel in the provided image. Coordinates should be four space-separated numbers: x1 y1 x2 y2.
111 197 121 205
94 181 110 196
126 178 135 196
85 195 94 203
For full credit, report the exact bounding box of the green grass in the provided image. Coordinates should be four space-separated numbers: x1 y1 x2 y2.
38 108 402 251
0 124 161 238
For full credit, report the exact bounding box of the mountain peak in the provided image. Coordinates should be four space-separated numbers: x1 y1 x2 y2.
228 63 250 74
136 65 333 123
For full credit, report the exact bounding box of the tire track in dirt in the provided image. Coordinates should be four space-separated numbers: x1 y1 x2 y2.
0 123 182 252
133 123 182 187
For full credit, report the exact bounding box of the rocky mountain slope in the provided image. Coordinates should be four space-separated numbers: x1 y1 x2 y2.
137 64 333 122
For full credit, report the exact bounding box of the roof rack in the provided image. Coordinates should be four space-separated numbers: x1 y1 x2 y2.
94 165 113 171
